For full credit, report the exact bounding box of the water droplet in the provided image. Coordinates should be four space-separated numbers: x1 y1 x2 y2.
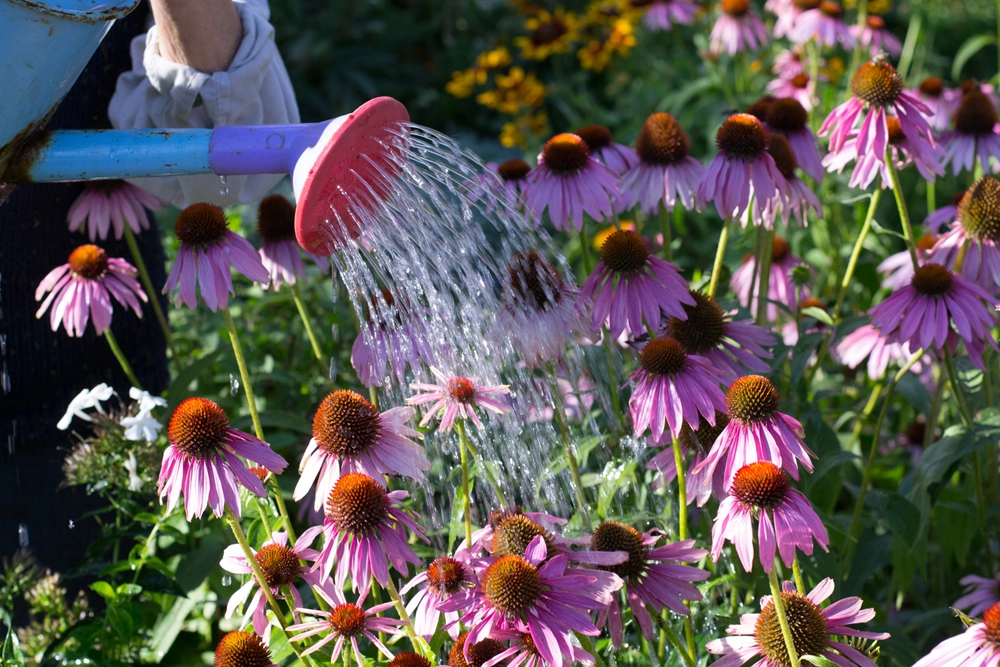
328 357 337 381
1 334 6 355
18 523 28 547
221 575 232 586
2 363 10 395
68 520 75 529
229 374 240 396
330 324 339 340
219 175 229 196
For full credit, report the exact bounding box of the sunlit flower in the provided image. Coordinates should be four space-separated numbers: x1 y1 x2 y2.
121 387 167 442
940 90 1000 176
769 0 813 38
66 180 163 241
642 0 698 31
647 414 731 506
766 72 816 112
57 383 115 430
696 375 815 484
955 574 1000 617
851 15 902 57
255 195 329 290
762 135 822 227
407 367 510 432
476 68 548 114
474 630 592 667
791 1 855 48
622 112 705 214
157 398 288 520
449 632 507 667
928 178 1000 294
580 228 695 339
401 555 478 639
764 97 824 181
877 233 936 290
710 0 769 55
313 472 428 591
287 588 404 662
711 461 829 572
944 81 1000 118
351 289 434 388
773 48 806 79
823 116 945 190
575 125 638 176
912 602 1000 667
730 236 805 321
293 390 429 512
35 244 147 338
706 578 889 667
516 8 579 60
914 76 952 132
213 631 276 667
164 203 270 311
834 323 918 381
590 522 708 645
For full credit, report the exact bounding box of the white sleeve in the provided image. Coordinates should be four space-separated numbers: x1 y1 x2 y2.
108 0 300 209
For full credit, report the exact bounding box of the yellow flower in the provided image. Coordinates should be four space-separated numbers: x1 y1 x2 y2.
581 0 640 26
500 123 526 148
446 69 480 98
843 0 890 13
516 8 580 60
577 18 636 71
499 112 550 149
593 221 636 250
476 46 513 71
821 57 845 83
477 67 547 114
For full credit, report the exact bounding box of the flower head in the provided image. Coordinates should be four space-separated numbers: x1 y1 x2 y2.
851 15 902 58
929 178 1000 294
256 195 329 290
710 0 769 55
57 383 115 431
647 414 731 506
66 180 163 241
351 289 434 388
293 390 429 511
121 387 167 442
791 1 855 49
877 232 937 290
766 97 825 181
955 575 1000 618
287 588 404 663
642 0 699 31
913 602 1000 667
402 555 478 639
164 203 270 311
35 244 147 337
449 632 506 667
915 75 952 132
408 368 510 432
575 124 638 176
730 236 805 321
622 112 705 214
213 630 276 667
157 397 287 520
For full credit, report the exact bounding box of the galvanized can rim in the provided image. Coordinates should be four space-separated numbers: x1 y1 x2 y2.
5 0 141 22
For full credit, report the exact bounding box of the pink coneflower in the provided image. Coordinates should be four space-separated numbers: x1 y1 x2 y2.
870 263 997 367
770 0 816 39
773 48 806 78
706 578 889 667
647 414 730 506
35 244 147 338
255 195 329 290
912 602 1000 667
313 472 428 591
163 203 270 311
730 236 804 321
940 90 1000 176
459 535 622 667
575 125 638 176
498 250 586 367
401 555 478 639
697 114 784 221
929 179 1000 294
213 630 276 667
525 133 620 232
821 61 935 171
449 632 507 667
66 180 163 241
767 72 817 112
711 461 829 572
926 189 965 231
944 80 1000 117
629 337 727 441
351 289 434 388
710 0 769 55
955 574 1000 617
915 76 952 132
823 117 945 190
590 522 708 645
765 97 825 181
293 390 430 512
877 233 937 290
764 135 822 227
851 15 902 58
407 367 510 432
580 228 694 339
287 588 404 662
471 160 532 211
157 397 288 520
474 630 591 667
622 112 705 214
220 527 325 637
642 0 699 31
662 290 776 382
791 1 855 48
695 375 816 484
834 323 918 381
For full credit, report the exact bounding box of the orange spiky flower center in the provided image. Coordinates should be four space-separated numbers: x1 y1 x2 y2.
312 390 382 458
427 556 468 595
481 555 542 618
958 176 1000 242
600 229 650 273
254 543 301 589
168 397 229 459
591 520 648 580
851 61 903 108
910 263 953 296
754 592 829 667
491 513 555 558
637 112 691 165
175 202 229 247
325 473 389 535
448 378 478 404
575 124 614 150
640 338 688 376
722 0 750 17
727 375 781 423
68 244 109 280
214 630 272 667
717 114 770 161
542 134 591 174
767 98 809 133
497 159 531 182
449 632 506 667
328 603 367 637
667 290 726 354
731 461 789 508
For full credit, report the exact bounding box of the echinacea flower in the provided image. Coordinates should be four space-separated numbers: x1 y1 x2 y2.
730 236 805 321
766 72 817 112
57 383 115 431
474 630 592 667
220 528 325 637
629 337 727 441
662 290 776 383
459 535 622 667
498 250 586 367
823 116 945 190
851 15 902 58
449 632 506 667
472 159 532 211
287 588 404 662
157 397 288 520
293 390 430 512
697 113 784 222
213 630 276 667
590 521 709 645
646 414 731 506
706 577 889 667
955 574 1000 617
929 178 1000 293
912 602 1000 667
351 289 434 388
574 124 638 176
386 652 443 667
696 375 816 484
940 90 1000 176
35 244 147 338
870 263 997 367
945 81 1000 116
773 48 806 79
163 202 270 311
313 472 427 591
255 195 329 290
642 0 699 31
711 461 829 572
763 135 822 227
580 228 695 339
765 97 825 181
915 76 952 132
821 60 935 171
877 233 936 290
401 555 478 639
525 133 620 232
769 0 814 39
66 180 163 241
621 112 705 214
834 323 918 381
407 367 510 432
791 1 855 48
710 0 769 55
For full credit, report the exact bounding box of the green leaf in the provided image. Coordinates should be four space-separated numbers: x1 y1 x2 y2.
167 348 224 411
116 583 143 597
953 34 998 81
90 580 117 601
801 306 833 327
147 595 196 661
869 491 921 545
801 655 841 667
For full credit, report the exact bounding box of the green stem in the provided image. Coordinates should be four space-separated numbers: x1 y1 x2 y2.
672 437 688 540
659 616 696 667
549 372 591 529
974 451 996 576
456 421 474 547
602 327 627 432
673 203 687 236
659 205 673 262
944 347 973 427
384 574 436 659
461 436 508 506
927 180 937 216
755 226 776 325
707 217 733 299
255 498 274 536
897 8 923 81
792 554 806 594
104 329 141 389
290 282 327 368
885 156 920 270
122 225 181 373
576 632 608 667
767 566 801 667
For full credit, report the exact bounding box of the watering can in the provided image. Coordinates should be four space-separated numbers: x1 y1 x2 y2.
0 0 409 256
